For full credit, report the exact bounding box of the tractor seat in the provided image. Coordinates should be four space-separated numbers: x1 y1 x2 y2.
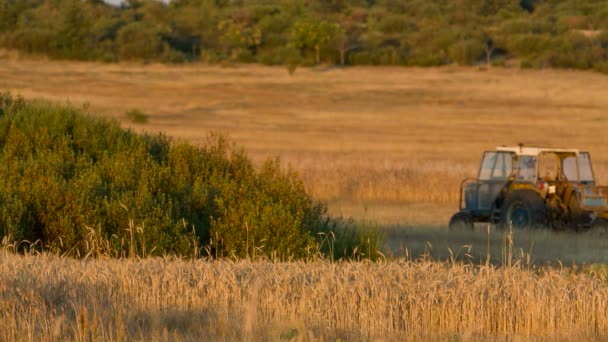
555 181 574 207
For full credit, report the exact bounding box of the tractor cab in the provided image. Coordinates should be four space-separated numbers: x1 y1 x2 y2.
449 145 608 231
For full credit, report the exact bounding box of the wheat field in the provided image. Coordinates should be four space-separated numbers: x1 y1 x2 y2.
2 251 608 341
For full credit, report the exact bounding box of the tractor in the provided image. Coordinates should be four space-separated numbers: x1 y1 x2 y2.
449 145 608 231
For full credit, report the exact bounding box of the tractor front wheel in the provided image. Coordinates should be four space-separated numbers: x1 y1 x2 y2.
448 212 474 231
500 190 547 229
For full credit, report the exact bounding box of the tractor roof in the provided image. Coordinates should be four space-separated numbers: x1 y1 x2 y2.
496 146 580 156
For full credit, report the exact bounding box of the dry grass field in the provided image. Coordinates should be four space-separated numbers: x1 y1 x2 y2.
3 251 608 341
2 56 608 228
4 57 608 339
3 56 608 249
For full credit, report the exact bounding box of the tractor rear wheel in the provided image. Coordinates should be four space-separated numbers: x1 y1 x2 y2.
500 190 547 229
448 212 474 231
589 218 608 237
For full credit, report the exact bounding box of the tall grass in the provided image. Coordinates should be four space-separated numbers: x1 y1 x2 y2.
1 251 607 340
297 157 472 204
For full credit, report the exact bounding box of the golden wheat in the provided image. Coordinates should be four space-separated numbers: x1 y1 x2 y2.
1 252 607 341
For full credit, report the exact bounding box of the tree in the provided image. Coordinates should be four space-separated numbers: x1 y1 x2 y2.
217 19 261 61
330 29 348 65
448 38 485 65
115 22 163 61
291 20 342 64
52 0 92 59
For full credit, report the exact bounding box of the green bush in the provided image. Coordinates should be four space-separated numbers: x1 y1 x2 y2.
542 33 603 69
448 39 485 65
520 58 541 69
505 34 556 56
593 61 608 74
159 46 188 64
124 109 149 124
375 14 418 35
499 18 558 36
256 46 303 67
406 52 445 67
115 22 164 61
0 93 381 260
9 28 57 54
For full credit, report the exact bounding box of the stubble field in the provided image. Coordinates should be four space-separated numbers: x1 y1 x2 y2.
3 56 608 339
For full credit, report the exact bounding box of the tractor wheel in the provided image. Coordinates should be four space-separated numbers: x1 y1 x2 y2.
500 190 547 230
448 212 474 231
589 218 608 237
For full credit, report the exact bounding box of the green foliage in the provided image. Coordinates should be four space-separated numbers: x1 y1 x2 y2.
375 14 418 35
124 109 149 124
0 93 380 260
327 219 385 261
4 0 608 71
115 22 164 61
504 34 556 56
448 38 485 65
218 19 262 61
291 20 343 64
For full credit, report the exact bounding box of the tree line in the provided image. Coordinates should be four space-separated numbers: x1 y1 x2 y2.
2 0 608 72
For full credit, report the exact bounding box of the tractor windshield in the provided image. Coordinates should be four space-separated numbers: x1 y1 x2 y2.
562 156 577 181
538 152 558 181
478 151 514 180
579 152 595 183
562 152 594 183
517 155 537 182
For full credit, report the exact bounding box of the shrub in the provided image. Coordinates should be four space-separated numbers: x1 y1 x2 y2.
0 94 380 260
159 46 188 64
504 34 555 56
542 33 604 69
520 57 543 69
558 15 590 30
448 39 485 65
115 22 163 61
406 53 445 67
593 61 608 74
124 109 149 124
499 18 557 36
375 14 418 35
9 28 57 55
257 45 303 68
